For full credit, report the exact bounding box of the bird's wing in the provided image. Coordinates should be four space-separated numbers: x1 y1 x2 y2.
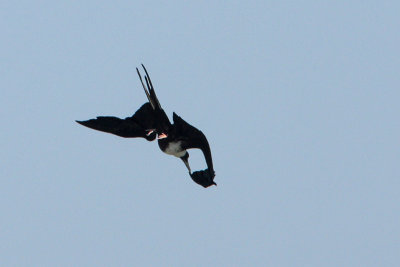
173 112 215 175
76 102 157 141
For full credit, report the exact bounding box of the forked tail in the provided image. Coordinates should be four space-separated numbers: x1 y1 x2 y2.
136 64 171 133
136 64 161 110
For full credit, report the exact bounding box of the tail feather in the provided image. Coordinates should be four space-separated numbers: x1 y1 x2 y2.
136 64 172 132
136 64 162 110
136 67 155 109
142 64 161 109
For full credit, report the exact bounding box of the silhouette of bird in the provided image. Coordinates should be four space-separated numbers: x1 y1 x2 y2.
76 64 216 188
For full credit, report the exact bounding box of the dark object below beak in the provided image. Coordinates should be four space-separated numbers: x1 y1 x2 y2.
190 169 216 188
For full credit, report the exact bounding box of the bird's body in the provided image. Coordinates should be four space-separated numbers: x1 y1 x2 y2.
76 64 216 188
161 141 186 157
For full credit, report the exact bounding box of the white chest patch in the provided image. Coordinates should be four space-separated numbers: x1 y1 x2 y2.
164 141 186 157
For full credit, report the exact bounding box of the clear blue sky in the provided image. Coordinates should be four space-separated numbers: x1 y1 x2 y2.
1 1 399 266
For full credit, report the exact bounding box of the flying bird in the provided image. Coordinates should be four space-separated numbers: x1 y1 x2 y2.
76 64 216 188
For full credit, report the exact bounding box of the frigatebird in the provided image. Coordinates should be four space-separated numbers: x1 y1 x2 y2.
76 64 216 188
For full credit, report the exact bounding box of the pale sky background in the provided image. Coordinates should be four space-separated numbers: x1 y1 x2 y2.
1 1 399 266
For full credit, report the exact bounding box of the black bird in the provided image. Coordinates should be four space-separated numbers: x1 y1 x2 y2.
76 64 216 188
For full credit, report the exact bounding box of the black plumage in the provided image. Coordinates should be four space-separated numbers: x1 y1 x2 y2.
76 64 216 188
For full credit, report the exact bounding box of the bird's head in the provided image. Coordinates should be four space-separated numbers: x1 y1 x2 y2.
145 131 157 141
